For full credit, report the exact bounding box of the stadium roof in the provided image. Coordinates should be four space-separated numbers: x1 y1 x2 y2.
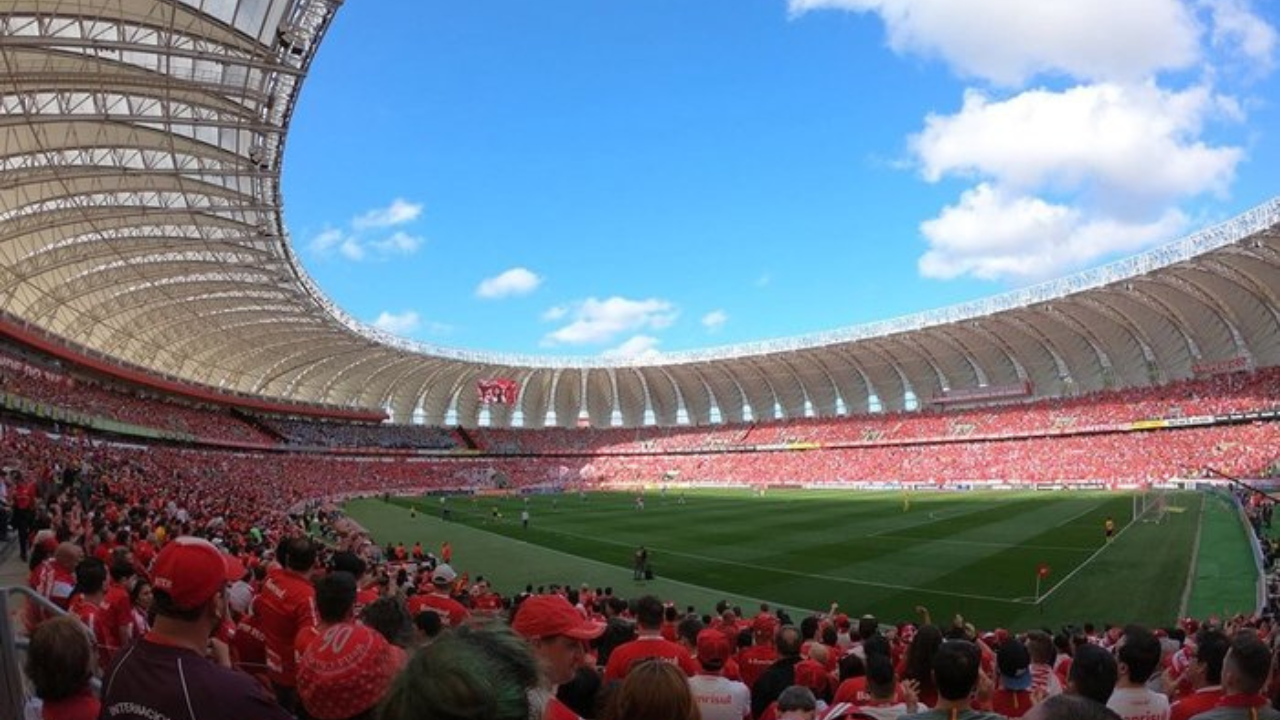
2 0 1279 428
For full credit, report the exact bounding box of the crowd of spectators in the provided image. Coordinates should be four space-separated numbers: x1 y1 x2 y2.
2 339 1277 469
473 368 1280 456
257 418 459 450
0 348 276 445
6 416 1280 720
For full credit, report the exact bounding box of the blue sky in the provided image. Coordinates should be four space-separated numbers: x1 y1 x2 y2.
283 0 1279 360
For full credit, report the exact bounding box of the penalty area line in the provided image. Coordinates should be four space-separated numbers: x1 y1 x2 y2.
1036 503 1141 605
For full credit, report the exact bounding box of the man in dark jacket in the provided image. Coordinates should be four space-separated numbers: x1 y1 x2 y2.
752 624 804 718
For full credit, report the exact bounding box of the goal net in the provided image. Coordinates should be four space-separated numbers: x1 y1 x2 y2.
1134 488 1169 524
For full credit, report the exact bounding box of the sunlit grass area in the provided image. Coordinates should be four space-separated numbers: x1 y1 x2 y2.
345 488 1236 629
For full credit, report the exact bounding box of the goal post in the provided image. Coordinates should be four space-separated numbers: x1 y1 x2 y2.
1135 487 1169 524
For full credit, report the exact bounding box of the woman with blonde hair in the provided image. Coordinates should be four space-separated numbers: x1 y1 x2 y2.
602 659 701 720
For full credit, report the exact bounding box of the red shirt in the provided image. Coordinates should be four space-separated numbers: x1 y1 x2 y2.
473 592 505 613
604 635 699 683
12 480 35 509
1054 655 1072 689
132 540 156 572
992 689 1034 717
232 612 269 679
407 592 471 627
100 584 133 651
355 587 379 617
255 567 318 687
834 677 867 704
39 688 100 720
545 697 582 720
70 594 114 669
698 656 744 682
27 559 75 631
1169 686 1225 720
735 644 778 689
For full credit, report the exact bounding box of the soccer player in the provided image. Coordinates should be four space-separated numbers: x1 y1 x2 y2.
1105 517 1116 542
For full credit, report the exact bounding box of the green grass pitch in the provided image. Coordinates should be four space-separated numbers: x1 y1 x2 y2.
343 488 1250 630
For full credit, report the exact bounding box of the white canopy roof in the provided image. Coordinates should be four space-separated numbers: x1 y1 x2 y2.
2 0 1279 427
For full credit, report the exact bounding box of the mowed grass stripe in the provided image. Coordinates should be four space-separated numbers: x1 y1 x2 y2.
381 491 1209 629
437 492 1070 586
806 497 1112 605
400 492 1113 615
416 492 1096 592
343 498 817 615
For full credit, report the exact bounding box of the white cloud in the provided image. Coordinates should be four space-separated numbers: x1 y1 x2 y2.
309 228 345 254
353 198 423 229
307 200 427 262
371 310 421 335
543 297 678 346
476 267 544 299
790 0 1272 283
337 236 366 261
909 83 1244 279
601 335 664 361
912 83 1243 210
371 231 423 255
702 310 728 332
788 0 1202 86
541 306 568 321
918 184 1189 280
1204 0 1277 72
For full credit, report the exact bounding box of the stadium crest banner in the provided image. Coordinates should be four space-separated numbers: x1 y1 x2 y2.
478 378 519 404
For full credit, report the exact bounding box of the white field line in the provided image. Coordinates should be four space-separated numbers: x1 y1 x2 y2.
1035 501 1141 604
1178 494 1208 618
871 536 1095 553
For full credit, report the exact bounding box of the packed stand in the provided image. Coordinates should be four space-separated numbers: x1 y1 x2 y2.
8 428 1280 720
258 417 459 450
474 368 1280 456
0 348 277 446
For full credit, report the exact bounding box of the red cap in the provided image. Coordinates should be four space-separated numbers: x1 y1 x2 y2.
298 623 406 720
834 613 850 630
151 537 245 611
512 595 606 640
697 629 732 665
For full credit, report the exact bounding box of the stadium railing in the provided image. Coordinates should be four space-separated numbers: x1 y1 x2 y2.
0 585 86 720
